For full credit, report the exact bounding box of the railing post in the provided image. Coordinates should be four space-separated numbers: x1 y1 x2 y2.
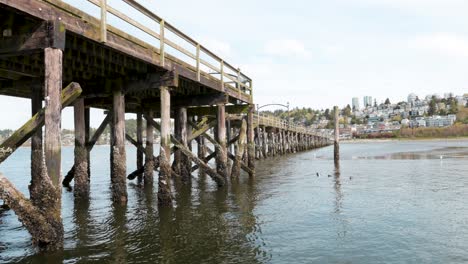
237 68 241 98
220 60 224 91
196 44 201 81
250 80 253 103
100 0 107 43
160 19 165 66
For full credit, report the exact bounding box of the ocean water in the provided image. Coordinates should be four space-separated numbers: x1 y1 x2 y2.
1 139 468 263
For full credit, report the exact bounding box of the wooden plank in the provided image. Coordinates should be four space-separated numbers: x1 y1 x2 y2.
187 104 249 116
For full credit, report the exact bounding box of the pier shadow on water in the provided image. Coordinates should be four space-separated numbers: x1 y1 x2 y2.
5 172 268 263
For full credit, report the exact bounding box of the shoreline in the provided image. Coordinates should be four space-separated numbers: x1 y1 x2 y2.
342 136 468 143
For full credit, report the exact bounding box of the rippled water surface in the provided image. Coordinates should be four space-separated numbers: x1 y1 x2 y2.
1 139 468 263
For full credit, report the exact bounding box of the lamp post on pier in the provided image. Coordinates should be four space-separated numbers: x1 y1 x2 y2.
256 102 290 128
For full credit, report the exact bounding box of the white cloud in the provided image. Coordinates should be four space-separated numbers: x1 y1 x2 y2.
409 33 468 57
264 39 311 58
199 37 233 59
350 0 466 8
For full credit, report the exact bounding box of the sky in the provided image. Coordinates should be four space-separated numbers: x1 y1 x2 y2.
1 0 468 129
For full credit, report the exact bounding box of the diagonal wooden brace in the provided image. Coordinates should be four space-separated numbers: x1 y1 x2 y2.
0 82 82 165
144 115 225 186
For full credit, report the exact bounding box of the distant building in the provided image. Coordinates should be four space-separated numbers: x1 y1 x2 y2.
352 97 360 110
363 96 373 108
401 118 410 126
426 115 456 127
407 93 417 104
444 92 454 99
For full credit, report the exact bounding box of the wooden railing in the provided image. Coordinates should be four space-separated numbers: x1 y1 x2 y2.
60 0 252 98
255 113 330 137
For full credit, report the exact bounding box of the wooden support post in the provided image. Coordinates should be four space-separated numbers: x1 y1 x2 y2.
247 105 255 176
279 129 286 155
42 47 63 249
174 107 191 182
110 89 127 204
216 104 228 179
334 106 340 164
159 86 173 206
44 48 62 188
227 119 232 154
262 127 268 158
144 110 154 186
196 135 206 177
63 111 109 187
282 130 287 155
136 113 144 183
231 119 247 178
30 86 42 205
73 98 89 198
254 128 260 159
226 119 232 171
100 0 107 43
85 108 91 177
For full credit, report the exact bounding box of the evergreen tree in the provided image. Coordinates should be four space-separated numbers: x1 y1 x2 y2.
428 98 437 116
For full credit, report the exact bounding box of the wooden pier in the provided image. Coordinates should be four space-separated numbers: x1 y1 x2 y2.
0 0 332 250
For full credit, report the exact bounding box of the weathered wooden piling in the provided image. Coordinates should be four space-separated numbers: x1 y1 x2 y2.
216 104 228 179
41 47 64 249
110 88 127 204
136 113 144 183
144 110 154 186
30 86 43 204
247 105 255 176
174 107 191 182
334 106 340 164
196 135 206 178
85 108 91 177
231 119 247 178
158 86 173 206
73 98 89 198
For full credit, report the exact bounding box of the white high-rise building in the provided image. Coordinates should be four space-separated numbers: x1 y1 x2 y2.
352 97 360 110
363 96 373 108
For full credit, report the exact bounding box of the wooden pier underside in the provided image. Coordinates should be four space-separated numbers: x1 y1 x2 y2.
0 0 252 111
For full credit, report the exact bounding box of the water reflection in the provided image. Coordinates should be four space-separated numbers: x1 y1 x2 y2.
333 161 348 240
4 140 468 263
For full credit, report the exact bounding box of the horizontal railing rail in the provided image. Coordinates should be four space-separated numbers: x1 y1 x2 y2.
57 0 252 99
255 113 330 137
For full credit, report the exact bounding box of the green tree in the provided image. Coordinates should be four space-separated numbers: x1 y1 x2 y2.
384 98 391 105
428 98 437 116
448 98 458 115
343 104 352 116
